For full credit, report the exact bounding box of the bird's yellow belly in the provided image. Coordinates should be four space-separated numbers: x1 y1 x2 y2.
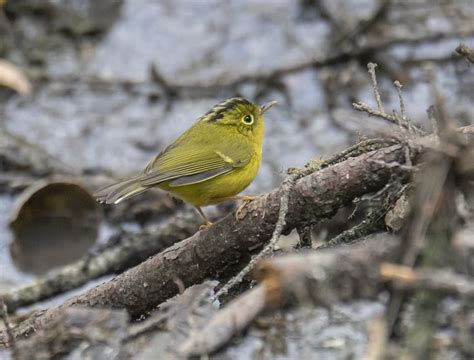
158 154 261 206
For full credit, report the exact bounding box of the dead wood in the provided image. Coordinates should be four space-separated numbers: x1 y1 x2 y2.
404 156 456 359
180 284 267 356
1 124 473 347
380 263 474 297
0 139 414 345
181 234 400 356
383 69 473 358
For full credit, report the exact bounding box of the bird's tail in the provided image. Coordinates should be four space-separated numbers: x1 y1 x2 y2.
94 177 149 204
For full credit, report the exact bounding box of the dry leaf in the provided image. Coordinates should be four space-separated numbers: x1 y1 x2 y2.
0 59 32 95
384 194 410 231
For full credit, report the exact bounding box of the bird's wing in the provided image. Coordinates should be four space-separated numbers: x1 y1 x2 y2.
139 139 253 187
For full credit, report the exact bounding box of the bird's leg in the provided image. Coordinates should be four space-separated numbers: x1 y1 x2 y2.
195 206 213 229
219 195 256 220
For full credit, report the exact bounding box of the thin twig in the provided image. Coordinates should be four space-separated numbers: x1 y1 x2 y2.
0 300 18 357
216 174 299 297
393 81 406 121
354 65 424 136
319 138 400 168
367 62 385 114
219 139 402 283
394 80 410 133
217 160 323 297
403 145 413 168
368 159 415 171
426 66 446 132
353 101 401 125
427 105 439 146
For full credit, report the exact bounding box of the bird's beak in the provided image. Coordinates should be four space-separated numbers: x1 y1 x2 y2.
260 100 278 114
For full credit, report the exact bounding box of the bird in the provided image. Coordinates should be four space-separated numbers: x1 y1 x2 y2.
94 97 277 227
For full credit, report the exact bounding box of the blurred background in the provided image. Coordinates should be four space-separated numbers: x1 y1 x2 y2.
0 0 473 309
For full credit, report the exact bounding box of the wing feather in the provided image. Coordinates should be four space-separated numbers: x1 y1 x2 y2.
139 138 253 187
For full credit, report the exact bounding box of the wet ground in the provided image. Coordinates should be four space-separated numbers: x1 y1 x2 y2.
0 0 473 358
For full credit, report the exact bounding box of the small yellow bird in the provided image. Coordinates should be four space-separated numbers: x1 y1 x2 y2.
94 97 277 227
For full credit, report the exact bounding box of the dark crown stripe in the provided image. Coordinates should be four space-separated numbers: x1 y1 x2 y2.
203 97 251 122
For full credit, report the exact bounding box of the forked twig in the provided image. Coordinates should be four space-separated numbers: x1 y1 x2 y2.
353 62 424 136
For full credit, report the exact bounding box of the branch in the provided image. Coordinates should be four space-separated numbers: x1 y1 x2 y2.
180 285 267 356
2 125 473 346
353 63 424 136
217 157 324 297
181 234 401 356
0 301 17 358
367 63 385 113
1 140 415 345
380 263 474 296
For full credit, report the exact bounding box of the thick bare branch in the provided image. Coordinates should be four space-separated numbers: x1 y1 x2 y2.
2 125 473 346
1 140 415 345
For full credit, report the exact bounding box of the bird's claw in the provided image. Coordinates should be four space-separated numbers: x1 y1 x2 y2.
235 196 256 220
199 221 213 230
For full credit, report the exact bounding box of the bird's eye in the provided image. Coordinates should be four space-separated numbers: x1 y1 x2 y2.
242 114 254 125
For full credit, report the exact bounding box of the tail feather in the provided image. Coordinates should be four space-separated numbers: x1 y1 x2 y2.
94 177 149 204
